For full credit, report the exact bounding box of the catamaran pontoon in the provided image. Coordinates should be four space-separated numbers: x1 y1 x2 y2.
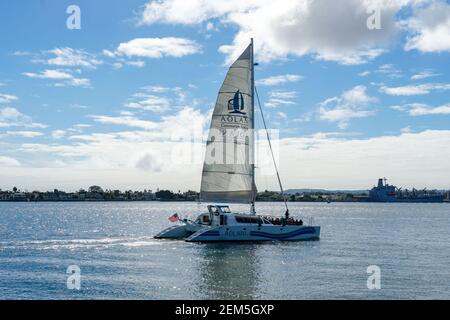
155 39 320 242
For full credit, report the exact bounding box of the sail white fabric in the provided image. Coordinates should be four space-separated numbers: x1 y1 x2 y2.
200 43 256 203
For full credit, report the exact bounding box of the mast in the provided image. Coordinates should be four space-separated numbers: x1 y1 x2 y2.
250 38 256 215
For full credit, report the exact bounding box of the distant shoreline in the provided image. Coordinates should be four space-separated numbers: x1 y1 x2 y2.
1 199 448 203
1 186 448 203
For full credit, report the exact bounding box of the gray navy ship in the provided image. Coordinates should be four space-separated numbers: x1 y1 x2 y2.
369 178 445 203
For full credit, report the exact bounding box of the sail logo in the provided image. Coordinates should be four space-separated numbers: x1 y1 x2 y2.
228 90 246 114
222 90 248 129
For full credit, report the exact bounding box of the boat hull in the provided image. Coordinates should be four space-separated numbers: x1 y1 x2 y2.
154 223 203 239
185 225 320 242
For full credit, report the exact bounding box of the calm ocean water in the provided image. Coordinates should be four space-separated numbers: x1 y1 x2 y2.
0 201 448 300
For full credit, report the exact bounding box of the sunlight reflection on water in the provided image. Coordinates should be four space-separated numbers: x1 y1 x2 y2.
0 201 449 299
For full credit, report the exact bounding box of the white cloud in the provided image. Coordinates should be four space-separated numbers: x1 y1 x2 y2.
269 90 296 99
3 107 211 189
275 129 450 190
69 78 91 87
22 48 99 87
135 153 163 172
12 51 30 56
0 156 20 167
70 104 89 110
381 85 429 95
4 129 450 190
380 83 450 95
115 37 201 58
47 47 102 69
277 111 287 119
265 99 295 108
139 0 407 64
141 85 173 93
126 60 146 67
265 90 297 108
206 22 216 31
23 69 91 87
319 85 377 129
292 112 313 123
410 70 438 80
0 107 47 129
401 126 413 133
139 0 236 25
123 85 193 113
256 74 303 86
119 111 134 116
66 124 91 134
358 71 371 77
104 39 195 69
89 114 159 130
74 124 91 129
404 1 450 53
113 62 123 69
391 103 450 116
102 49 116 58
125 95 171 113
342 85 376 104
0 94 18 104
375 64 402 78
320 108 374 129
23 69 73 80
51 130 66 139
1 131 43 138
6 131 43 138
89 107 209 141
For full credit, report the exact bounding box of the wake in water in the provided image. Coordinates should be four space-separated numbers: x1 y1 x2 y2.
0 236 163 250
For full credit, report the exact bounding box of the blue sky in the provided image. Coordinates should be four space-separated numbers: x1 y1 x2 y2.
0 0 450 191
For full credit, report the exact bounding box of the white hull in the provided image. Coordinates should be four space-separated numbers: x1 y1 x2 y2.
155 223 320 242
186 225 320 242
154 223 203 239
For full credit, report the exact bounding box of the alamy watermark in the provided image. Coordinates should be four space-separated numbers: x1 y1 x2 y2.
366 5 382 30
66 5 81 30
367 265 381 290
168 128 280 176
67 265 81 290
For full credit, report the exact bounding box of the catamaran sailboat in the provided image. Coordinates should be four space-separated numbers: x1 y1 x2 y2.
155 39 320 242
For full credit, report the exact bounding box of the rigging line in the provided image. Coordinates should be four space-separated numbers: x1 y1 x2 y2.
254 86 289 212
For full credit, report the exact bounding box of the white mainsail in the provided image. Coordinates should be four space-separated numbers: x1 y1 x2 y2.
200 41 256 204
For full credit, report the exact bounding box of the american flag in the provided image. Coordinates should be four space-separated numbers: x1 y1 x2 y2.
168 213 179 222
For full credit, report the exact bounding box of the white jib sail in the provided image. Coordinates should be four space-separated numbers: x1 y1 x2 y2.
200 42 256 203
